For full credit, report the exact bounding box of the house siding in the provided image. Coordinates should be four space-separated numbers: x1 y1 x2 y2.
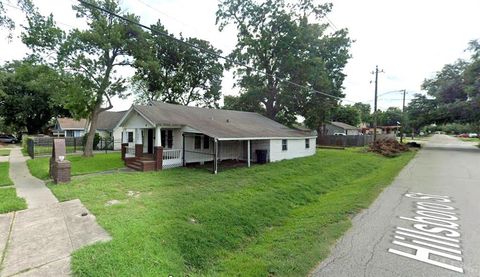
269 138 315 162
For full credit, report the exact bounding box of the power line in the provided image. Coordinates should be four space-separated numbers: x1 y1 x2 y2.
76 0 357 103
3 2 77 29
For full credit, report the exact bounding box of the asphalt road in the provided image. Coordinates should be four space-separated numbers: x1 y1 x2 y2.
311 135 480 277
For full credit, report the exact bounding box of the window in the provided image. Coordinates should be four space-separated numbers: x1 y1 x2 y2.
282 139 288 151
128 132 134 143
194 135 202 149
305 138 310 149
203 135 210 149
161 130 173 148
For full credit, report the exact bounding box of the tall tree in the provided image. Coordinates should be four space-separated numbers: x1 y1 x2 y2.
405 94 437 133
216 0 351 126
22 0 141 156
352 102 372 124
330 105 361 126
0 59 70 133
422 60 468 104
377 107 403 126
132 21 223 107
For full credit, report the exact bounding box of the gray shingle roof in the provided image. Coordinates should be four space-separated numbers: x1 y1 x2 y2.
329 121 359 130
96 111 127 131
132 102 315 139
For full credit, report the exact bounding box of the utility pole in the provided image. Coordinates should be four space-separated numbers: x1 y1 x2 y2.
400 89 406 143
372 66 383 141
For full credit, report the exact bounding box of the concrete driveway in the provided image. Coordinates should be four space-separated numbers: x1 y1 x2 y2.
312 135 480 277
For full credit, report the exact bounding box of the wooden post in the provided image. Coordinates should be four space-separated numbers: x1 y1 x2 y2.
247 140 251 167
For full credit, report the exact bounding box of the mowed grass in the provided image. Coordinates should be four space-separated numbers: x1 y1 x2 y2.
27 153 124 180
0 149 10 156
0 189 27 213
49 149 415 276
0 162 13 187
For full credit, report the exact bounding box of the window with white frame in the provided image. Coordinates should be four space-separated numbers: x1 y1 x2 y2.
305 138 310 149
282 139 288 151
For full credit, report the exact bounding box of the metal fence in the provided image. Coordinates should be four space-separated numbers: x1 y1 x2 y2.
317 134 396 147
25 136 117 159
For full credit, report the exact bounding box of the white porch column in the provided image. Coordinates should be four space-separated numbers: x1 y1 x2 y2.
247 140 251 167
155 126 162 147
135 128 142 144
122 128 128 143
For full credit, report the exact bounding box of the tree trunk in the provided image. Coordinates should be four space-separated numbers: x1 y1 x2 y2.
83 104 101 157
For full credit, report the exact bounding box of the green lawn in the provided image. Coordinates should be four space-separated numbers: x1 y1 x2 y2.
458 137 479 142
0 149 10 156
27 153 125 180
0 188 27 213
49 149 415 276
0 162 13 187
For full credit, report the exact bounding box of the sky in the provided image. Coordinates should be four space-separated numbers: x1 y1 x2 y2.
1 0 479 112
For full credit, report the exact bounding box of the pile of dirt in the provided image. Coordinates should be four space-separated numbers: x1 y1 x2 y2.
368 139 409 157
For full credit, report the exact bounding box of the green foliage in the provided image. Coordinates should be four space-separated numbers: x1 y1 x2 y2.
0 162 13 187
0 59 70 134
82 133 100 150
0 188 27 213
49 149 414 276
353 102 372 124
131 21 224 108
331 105 361 126
377 107 402 126
413 39 480 128
21 0 142 156
223 94 265 113
424 123 479 134
27 152 123 180
216 0 351 126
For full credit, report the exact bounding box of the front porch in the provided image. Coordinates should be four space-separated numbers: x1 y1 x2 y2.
119 127 269 173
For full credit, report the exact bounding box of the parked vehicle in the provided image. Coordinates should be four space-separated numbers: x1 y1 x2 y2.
468 133 478 138
457 133 469 138
0 134 17 144
333 133 346 136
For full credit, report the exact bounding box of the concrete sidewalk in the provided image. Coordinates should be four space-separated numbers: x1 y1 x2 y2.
8 148 58 209
0 148 111 276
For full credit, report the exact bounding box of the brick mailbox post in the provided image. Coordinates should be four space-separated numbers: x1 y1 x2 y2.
49 139 71 184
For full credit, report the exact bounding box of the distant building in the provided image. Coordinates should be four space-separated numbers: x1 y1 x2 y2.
53 111 133 150
324 121 360 136
53 118 87 138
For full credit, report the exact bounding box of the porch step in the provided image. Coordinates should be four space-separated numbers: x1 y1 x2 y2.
125 159 156 172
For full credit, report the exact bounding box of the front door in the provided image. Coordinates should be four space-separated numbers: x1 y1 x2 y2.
147 129 154 154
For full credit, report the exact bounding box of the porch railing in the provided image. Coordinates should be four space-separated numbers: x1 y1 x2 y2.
163 149 182 169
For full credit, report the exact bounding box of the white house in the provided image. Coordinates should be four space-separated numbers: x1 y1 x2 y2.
53 111 133 150
53 118 87 138
116 101 317 173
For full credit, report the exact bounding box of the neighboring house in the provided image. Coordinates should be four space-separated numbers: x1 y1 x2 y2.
53 118 88 138
116 102 317 173
53 111 132 150
96 111 133 150
362 125 400 135
324 121 360 136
